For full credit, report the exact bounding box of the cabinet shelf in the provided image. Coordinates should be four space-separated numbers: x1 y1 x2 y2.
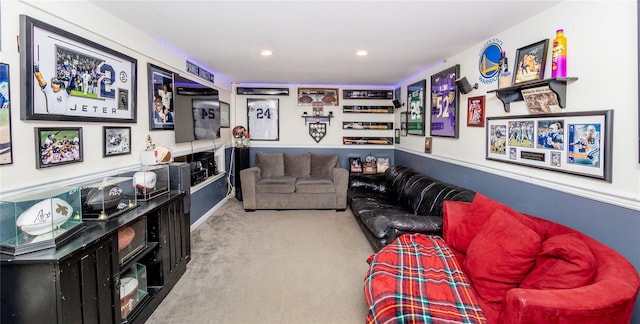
487 77 578 112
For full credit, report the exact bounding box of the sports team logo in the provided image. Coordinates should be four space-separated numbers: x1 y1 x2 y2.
478 38 504 85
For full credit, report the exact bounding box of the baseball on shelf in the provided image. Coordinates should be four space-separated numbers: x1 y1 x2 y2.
133 171 157 190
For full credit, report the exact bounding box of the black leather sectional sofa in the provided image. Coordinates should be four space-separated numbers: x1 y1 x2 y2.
348 165 476 251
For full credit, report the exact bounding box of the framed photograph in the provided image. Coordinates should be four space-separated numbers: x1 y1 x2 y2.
407 79 426 135
394 129 400 144
513 39 549 85
297 87 338 106
486 110 613 182
0 63 13 165
219 101 230 128
349 157 363 173
247 98 279 140
400 111 408 136
430 64 460 138
103 126 131 157
425 137 432 154
467 95 486 127
35 127 83 169
376 157 390 173
20 15 137 123
148 63 174 130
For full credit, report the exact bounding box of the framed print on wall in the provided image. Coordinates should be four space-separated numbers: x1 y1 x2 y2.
219 101 230 128
297 88 338 106
513 39 549 85
407 79 426 135
0 63 13 165
400 111 408 136
247 98 279 140
148 63 174 130
20 15 137 123
103 126 131 157
467 95 486 127
430 64 460 138
35 127 83 169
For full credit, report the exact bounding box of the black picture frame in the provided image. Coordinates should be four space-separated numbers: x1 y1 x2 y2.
103 126 131 157
148 63 175 130
394 129 400 144
219 101 230 128
430 64 460 138
400 111 408 136
513 39 549 85
20 15 137 123
0 63 13 165
35 127 83 169
407 79 426 136
247 98 279 140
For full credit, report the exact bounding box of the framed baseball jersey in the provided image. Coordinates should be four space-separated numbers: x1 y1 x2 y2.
247 98 279 140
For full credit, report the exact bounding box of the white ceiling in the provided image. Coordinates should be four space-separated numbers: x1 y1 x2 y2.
88 0 561 86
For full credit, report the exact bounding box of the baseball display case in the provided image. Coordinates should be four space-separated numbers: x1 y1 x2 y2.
0 186 84 255
119 164 170 201
78 176 138 220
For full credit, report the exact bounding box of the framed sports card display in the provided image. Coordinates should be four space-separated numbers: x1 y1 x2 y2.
513 39 549 85
148 64 174 130
35 127 83 169
297 88 338 106
0 63 13 165
430 65 460 138
219 101 231 128
103 126 131 157
467 95 485 127
407 79 426 136
247 98 279 140
20 15 137 123
486 110 612 182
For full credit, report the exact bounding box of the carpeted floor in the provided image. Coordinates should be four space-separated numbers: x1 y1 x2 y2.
145 199 374 324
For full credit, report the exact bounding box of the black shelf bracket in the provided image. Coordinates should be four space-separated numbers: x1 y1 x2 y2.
487 77 578 112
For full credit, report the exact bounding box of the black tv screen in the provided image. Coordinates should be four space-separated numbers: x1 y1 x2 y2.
173 74 220 143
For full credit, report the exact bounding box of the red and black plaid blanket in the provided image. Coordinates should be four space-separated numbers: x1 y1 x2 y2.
364 234 486 324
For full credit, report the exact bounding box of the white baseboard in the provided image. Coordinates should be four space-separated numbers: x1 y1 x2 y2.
190 195 231 231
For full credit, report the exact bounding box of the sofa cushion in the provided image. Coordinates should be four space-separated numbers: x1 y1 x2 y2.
284 153 311 178
256 152 285 178
464 209 542 311
295 178 335 194
520 233 596 290
255 177 296 193
310 153 339 179
448 193 545 254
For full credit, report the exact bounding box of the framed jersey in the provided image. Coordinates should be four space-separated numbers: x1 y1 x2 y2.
247 98 279 141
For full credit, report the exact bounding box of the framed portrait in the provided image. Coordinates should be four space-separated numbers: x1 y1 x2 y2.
486 110 613 182
148 63 174 130
247 98 279 140
20 15 137 123
407 80 426 135
467 95 486 127
430 64 460 138
0 63 13 165
35 127 83 169
513 39 549 85
298 88 338 106
219 101 230 128
400 111 408 136
103 126 131 157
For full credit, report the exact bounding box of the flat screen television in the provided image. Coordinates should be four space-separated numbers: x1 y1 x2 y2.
173 74 220 143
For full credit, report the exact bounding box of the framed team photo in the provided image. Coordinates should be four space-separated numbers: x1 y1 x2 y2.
486 110 612 182
407 79 426 136
103 126 131 157
430 65 460 138
0 63 13 165
148 63 174 130
247 98 279 141
20 15 137 123
35 127 83 169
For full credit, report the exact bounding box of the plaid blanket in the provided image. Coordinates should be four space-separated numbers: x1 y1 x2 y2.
364 234 486 324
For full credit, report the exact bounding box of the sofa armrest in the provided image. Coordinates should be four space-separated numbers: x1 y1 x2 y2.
239 167 261 210
442 200 472 244
332 167 349 209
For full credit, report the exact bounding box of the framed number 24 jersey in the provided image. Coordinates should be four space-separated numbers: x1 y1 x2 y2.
247 98 279 140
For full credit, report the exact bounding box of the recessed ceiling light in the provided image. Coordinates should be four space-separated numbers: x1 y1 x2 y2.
356 50 368 56
261 50 273 56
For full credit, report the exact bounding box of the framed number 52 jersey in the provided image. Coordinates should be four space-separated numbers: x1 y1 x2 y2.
247 98 279 140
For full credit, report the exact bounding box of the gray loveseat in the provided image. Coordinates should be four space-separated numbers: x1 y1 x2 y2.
239 152 348 211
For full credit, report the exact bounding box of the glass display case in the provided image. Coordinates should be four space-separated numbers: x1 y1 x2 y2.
118 164 170 201
0 186 84 255
118 216 147 264
78 176 138 220
120 262 149 319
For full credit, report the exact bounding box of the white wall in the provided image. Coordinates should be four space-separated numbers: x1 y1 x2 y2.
395 0 640 210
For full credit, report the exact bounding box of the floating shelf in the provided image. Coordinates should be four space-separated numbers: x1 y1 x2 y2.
302 114 333 125
487 77 578 112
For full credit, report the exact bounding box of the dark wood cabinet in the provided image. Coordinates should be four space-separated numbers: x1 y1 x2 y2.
1 191 189 324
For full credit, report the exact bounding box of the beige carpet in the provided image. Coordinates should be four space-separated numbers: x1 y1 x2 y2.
145 199 374 324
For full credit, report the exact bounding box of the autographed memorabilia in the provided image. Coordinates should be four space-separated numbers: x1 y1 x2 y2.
148 64 174 130
0 63 13 165
247 98 279 140
407 80 426 135
20 15 137 123
467 96 485 127
430 65 460 138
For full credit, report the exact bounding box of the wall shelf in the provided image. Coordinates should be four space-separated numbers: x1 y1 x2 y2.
487 77 578 112
302 114 333 125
